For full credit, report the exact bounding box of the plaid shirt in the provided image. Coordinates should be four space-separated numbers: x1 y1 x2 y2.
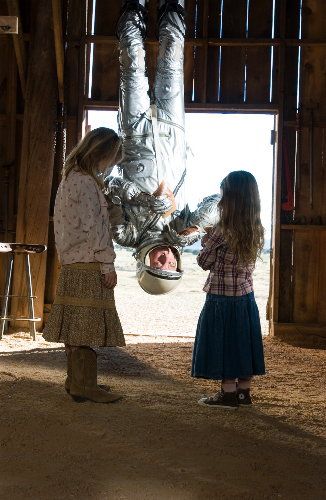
197 230 254 296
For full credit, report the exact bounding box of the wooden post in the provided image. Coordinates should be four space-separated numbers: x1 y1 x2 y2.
12 1 57 330
65 0 87 153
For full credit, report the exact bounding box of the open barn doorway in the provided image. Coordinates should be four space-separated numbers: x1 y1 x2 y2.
87 110 274 342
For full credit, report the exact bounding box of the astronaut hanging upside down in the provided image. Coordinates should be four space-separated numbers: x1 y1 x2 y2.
104 0 219 294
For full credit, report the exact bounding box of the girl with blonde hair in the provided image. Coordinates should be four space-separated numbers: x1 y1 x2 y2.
43 127 125 403
192 170 266 409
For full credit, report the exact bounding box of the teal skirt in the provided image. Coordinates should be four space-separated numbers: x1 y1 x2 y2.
191 292 265 380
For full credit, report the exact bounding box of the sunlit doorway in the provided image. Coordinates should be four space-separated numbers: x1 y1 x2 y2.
87 110 274 341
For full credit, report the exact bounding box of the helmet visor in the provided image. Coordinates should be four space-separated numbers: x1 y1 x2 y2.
137 261 183 280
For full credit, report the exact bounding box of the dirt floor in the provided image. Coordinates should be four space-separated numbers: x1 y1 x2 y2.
0 334 325 500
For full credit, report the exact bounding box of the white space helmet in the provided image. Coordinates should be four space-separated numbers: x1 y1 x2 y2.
135 243 183 295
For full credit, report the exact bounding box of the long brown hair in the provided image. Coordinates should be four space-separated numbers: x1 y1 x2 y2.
62 127 122 186
218 170 264 265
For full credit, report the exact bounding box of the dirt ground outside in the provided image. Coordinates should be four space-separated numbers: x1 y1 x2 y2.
0 251 325 499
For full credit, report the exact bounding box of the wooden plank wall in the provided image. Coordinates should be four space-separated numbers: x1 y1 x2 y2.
11 1 57 328
88 0 277 110
0 0 22 304
274 0 326 343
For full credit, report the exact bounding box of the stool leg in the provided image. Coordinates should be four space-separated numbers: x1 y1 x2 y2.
25 254 37 340
1 253 14 339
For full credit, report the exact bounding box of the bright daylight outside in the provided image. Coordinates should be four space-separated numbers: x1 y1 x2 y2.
88 110 274 341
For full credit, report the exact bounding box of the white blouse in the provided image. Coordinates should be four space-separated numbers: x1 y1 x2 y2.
54 170 116 274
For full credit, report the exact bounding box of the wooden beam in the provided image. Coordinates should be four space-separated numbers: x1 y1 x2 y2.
83 35 326 47
52 0 65 103
272 322 326 347
12 1 57 329
271 1 287 327
84 98 278 113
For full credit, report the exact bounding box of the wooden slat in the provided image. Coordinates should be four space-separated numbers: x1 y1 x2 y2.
207 0 222 37
197 0 209 104
91 43 119 101
52 0 64 103
65 0 86 149
278 230 294 322
245 0 273 104
285 0 301 38
300 1 326 118
185 0 198 39
283 46 300 119
295 122 326 219
184 43 195 103
206 1 222 103
12 0 57 328
206 46 220 103
317 231 326 322
293 230 319 323
93 0 121 36
245 47 271 104
248 0 274 37
219 0 247 103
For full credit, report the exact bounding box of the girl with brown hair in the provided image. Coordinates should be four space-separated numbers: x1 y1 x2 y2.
43 127 125 403
191 170 266 409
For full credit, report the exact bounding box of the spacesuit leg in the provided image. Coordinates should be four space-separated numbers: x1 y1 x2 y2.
117 5 157 194
153 2 186 210
155 4 185 128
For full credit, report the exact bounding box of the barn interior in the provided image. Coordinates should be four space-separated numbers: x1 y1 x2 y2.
0 1 325 498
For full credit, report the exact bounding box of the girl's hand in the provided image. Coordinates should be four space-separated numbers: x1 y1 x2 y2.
201 234 209 245
201 226 214 245
102 270 117 289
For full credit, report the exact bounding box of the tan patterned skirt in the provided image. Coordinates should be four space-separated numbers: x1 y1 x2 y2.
43 263 125 347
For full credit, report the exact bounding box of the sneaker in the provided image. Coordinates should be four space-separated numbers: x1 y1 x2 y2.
198 390 239 409
237 388 252 405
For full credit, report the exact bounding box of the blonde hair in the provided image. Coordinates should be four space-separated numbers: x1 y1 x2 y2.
63 127 122 185
218 170 264 265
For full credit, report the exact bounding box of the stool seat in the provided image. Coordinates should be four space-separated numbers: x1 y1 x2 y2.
1 242 47 340
0 242 47 254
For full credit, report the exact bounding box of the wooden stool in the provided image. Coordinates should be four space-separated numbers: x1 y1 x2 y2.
0 243 47 340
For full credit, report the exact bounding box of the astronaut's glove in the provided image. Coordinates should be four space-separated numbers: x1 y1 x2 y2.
131 192 173 214
162 225 201 247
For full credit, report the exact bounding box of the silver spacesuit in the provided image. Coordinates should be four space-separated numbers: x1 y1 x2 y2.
105 0 219 294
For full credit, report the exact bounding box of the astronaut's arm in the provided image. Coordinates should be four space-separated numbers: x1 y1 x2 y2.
104 176 172 214
162 225 201 248
188 194 220 229
168 194 220 247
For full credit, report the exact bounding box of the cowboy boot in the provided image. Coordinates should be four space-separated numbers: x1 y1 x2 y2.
65 348 109 395
69 347 122 403
64 348 72 393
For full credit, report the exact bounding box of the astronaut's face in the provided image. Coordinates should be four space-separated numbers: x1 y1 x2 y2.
149 246 177 271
